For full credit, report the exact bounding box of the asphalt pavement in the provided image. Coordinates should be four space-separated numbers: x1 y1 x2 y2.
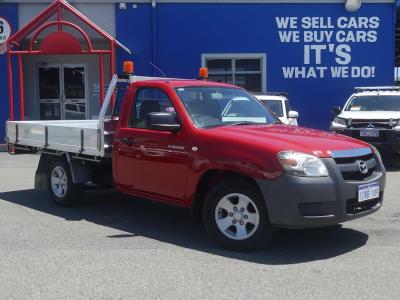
0 153 399 299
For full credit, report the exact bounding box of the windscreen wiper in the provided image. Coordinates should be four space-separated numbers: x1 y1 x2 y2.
228 121 260 126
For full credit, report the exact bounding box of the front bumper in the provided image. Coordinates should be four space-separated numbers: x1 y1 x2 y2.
331 127 400 153
256 157 386 229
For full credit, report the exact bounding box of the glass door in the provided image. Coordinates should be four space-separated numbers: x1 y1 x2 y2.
37 64 87 120
62 65 87 120
38 65 62 120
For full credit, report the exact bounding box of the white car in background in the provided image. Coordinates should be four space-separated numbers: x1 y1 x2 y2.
254 93 299 126
330 86 400 161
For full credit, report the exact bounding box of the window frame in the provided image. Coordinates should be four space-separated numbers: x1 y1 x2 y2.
111 83 129 119
175 86 279 129
201 53 267 92
128 87 178 129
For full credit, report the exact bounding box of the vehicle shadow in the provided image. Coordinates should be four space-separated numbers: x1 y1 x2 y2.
385 164 400 172
382 154 400 171
386 168 400 173
0 189 369 265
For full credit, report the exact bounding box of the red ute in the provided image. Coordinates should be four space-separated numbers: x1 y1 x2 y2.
110 79 385 250
10 76 385 251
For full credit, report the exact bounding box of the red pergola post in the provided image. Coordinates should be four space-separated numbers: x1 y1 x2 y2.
18 54 25 120
7 43 14 121
99 53 104 105
110 42 115 79
110 41 116 108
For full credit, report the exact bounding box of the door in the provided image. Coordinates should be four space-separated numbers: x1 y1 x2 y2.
115 87 191 202
38 64 87 120
62 65 87 120
38 64 62 120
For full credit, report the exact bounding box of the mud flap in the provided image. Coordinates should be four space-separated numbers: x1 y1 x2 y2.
34 153 53 190
35 153 92 191
35 171 48 190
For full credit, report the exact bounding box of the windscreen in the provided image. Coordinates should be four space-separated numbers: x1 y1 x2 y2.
175 87 279 128
346 95 400 111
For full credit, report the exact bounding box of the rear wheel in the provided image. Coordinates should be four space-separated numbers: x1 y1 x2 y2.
203 180 275 251
47 159 83 206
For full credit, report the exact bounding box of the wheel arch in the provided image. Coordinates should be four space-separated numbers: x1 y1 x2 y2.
191 169 264 223
35 153 91 190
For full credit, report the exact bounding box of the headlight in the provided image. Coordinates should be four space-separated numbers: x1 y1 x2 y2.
278 151 329 177
333 117 347 127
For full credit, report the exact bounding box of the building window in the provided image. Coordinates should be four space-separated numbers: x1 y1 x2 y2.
202 54 266 92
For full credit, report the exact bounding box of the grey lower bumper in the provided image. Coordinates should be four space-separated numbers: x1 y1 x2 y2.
256 157 386 229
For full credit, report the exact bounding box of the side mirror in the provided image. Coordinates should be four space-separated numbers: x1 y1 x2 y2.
331 106 341 116
288 111 299 118
146 112 181 132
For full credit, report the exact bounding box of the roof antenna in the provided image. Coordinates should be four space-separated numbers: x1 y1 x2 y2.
150 62 167 80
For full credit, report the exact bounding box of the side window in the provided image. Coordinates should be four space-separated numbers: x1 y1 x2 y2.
129 88 176 128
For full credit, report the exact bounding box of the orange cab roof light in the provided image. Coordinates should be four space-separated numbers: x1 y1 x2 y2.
123 61 134 74
199 67 208 80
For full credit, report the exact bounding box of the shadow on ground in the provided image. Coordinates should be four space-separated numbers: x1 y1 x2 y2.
383 153 400 171
0 189 369 265
385 166 400 172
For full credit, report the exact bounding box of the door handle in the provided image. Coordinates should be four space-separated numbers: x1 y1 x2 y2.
121 137 136 146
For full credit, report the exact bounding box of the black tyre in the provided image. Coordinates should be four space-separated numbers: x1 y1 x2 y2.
47 159 83 206
203 180 275 251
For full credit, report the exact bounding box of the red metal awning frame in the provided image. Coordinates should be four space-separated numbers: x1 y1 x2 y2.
5 0 128 121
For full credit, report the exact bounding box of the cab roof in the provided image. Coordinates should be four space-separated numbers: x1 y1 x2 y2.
354 91 400 97
353 86 400 97
133 78 241 89
255 95 288 101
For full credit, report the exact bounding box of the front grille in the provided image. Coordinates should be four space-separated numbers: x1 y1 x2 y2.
346 193 382 214
332 150 378 182
341 167 376 181
334 153 374 164
350 120 393 129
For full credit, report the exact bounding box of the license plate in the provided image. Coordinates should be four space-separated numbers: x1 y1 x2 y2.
358 183 380 203
360 130 379 137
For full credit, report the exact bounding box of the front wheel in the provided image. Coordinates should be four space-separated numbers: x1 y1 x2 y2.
47 159 83 206
203 180 275 251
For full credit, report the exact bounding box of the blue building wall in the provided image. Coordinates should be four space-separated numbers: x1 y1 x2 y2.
0 2 396 142
116 2 395 130
0 3 18 143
